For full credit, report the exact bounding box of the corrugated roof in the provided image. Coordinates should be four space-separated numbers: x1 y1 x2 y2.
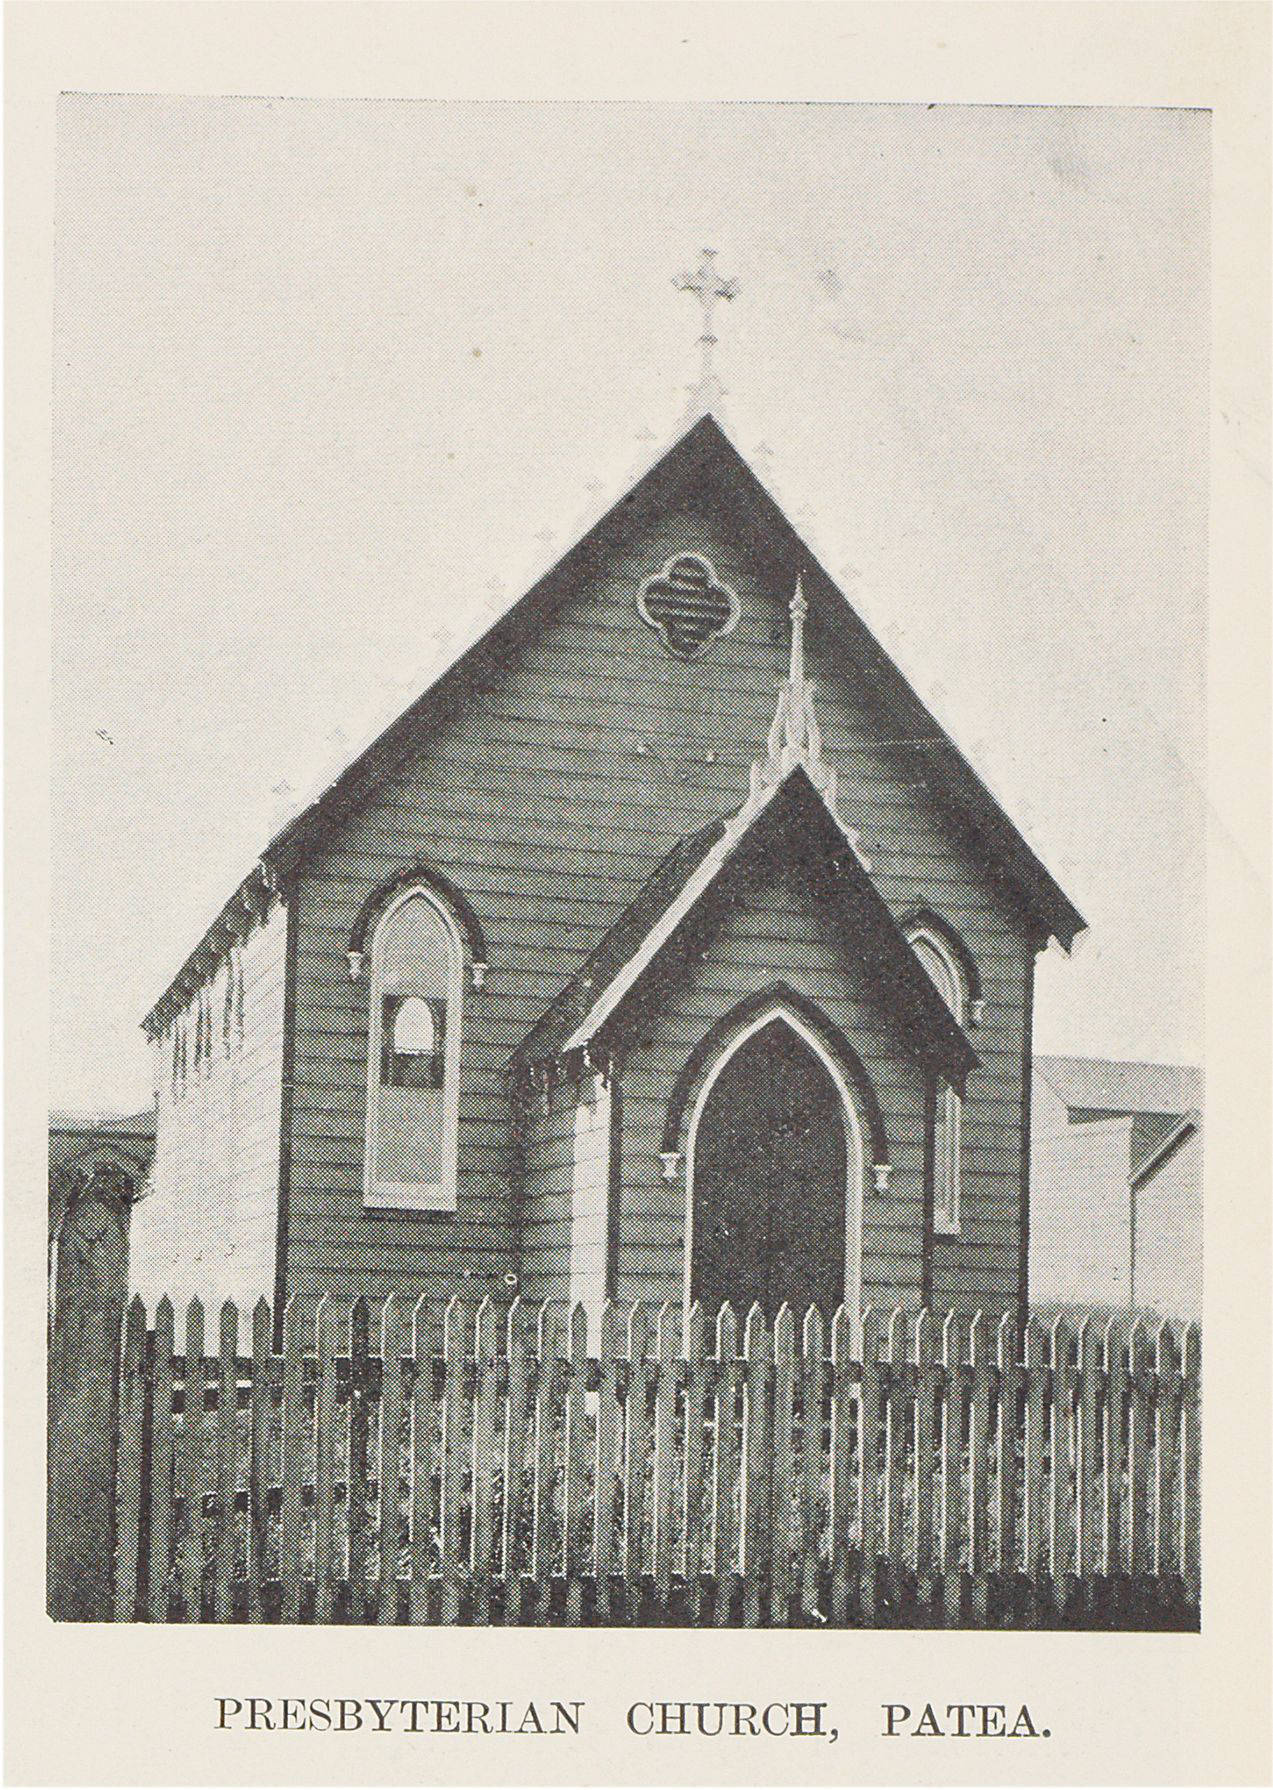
1035 1056 1202 1118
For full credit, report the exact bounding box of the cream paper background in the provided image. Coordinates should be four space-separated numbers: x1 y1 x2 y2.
6 4 1269 1783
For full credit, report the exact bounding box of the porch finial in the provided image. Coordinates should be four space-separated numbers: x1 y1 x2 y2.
754 573 843 824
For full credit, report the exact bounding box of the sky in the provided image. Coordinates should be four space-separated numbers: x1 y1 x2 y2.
51 98 1209 1114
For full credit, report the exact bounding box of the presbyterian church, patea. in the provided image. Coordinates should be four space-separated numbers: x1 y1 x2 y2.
130 255 1085 1325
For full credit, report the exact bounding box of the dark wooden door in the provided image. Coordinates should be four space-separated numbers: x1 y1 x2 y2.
691 1019 847 1318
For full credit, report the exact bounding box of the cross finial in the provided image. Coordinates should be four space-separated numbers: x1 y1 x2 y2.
674 248 738 416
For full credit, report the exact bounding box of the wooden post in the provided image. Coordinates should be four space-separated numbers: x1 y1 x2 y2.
593 1301 626 1622
1077 1317 1102 1591
178 1299 207 1623
213 1301 239 1621
913 1310 940 1617
1182 1324 1201 1609
828 1305 854 1624
1103 1316 1130 1592
147 1296 176 1621
278 1298 310 1624
968 1313 991 1624
377 1294 408 1624
680 1302 709 1620
1127 1319 1152 1583
1023 1316 1048 1595
1153 1322 1181 1584
624 1304 653 1622
532 1301 566 1625
347 1296 373 1618
48 1189 130 1622
440 1297 471 1625
469 1297 501 1624
938 1311 965 1626
884 1308 910 1609
1049 1315 1076 1620
111 1297 148 1621
800 1306 827 1623
247 1298 272 1624
312 1297 342 1624
769 1304 797 1625
711 1303 740 1627
995 1312 1021 1588
652 1302 681 1616
409 1299 440 1624
562 1302 590 1625
859 1308 885 1625
502 1298 533 1624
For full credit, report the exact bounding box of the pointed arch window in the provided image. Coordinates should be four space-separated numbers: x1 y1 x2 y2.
365 887 463 1211
908 926 966 1235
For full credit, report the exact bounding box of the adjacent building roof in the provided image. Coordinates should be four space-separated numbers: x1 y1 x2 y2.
49 1108 156 1139
144 412 1086 1034
1034 1054 1203 1184
1035 1056 1202 1119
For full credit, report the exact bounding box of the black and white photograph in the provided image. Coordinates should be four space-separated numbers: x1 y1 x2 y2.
45 90 1211 1643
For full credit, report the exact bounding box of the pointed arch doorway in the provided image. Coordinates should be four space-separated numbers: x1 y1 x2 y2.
686 1011 863 1319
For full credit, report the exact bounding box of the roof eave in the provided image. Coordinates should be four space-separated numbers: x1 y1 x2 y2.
514 766 979 1091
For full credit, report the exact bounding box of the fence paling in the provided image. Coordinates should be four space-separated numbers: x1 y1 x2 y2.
799 1306 826 1620
377 1296 408 1623
106 1295 1199 1628
214 1301 238 1622
711 1304 741 1627
113 1298 147 1621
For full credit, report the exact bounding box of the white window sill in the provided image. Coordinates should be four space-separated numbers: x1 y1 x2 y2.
365 1184 457 1214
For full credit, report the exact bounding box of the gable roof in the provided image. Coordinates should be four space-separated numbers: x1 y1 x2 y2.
513 765 979 1091
143 411 1084 1033
1035 1055 1202 1118
1129 1110 1201 1188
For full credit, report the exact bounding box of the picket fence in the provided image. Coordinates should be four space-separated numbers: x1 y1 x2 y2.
111 1294 1200 1628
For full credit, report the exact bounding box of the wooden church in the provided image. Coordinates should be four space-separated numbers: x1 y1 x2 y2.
129 261 1084 1326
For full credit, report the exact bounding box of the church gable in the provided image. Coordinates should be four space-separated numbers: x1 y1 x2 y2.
265 415 1082 950
142 406 1076 1315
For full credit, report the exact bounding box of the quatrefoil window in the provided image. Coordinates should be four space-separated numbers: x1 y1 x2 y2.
636 553 740 660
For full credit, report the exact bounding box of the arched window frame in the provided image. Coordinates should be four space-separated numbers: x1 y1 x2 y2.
364 884 465 1212
907 924 967 1236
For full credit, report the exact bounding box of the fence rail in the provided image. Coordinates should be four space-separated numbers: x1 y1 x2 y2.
110 1294 1200 1627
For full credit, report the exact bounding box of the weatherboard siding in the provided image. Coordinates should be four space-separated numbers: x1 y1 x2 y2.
278 491 1033 1307
130 899 286 1309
